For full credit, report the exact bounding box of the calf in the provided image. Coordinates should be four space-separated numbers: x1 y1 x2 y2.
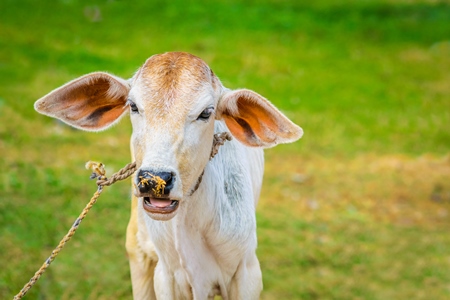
35 52 303 299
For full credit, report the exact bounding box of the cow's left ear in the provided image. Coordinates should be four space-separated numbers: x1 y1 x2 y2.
217 89 303 148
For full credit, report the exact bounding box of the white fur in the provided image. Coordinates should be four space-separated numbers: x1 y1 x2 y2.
128 73 265 298
137 122 264 299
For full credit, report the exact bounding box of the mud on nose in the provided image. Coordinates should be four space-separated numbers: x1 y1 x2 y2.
136 169 175 196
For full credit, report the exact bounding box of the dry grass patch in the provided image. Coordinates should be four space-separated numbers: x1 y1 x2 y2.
261 152 450 228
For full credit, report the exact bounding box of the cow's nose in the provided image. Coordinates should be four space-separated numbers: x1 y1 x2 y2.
137 169 175 197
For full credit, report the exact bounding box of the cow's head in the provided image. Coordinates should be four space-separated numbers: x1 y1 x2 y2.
35 52 303 221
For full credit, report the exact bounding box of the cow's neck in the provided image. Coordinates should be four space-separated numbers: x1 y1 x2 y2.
188 131 232 196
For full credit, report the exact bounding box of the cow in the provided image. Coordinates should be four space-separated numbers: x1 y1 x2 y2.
34 52 303 299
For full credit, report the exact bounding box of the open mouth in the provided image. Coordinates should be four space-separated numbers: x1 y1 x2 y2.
143 197 179 214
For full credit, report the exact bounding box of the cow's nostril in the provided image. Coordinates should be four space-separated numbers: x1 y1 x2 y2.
159 172 175 194
159 172 172 185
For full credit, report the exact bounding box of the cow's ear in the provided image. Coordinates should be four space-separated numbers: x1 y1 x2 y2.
217 89 303 148
34 72 130 131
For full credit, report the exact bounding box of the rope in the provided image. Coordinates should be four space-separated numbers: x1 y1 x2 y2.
13 162 137 300
210 132 232 159
13 132 231 299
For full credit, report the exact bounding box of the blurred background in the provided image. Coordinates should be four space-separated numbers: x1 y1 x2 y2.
1 0 449 299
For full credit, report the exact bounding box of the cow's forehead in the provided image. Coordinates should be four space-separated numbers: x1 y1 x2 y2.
141 52 212 88
132 52 219 112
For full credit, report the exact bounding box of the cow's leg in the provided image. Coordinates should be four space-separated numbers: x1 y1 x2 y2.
126 196 157 300
229 254 263 300
153 262 177 300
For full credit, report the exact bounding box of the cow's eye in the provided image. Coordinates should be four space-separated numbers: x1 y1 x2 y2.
197 107 214 121
127 99 139 114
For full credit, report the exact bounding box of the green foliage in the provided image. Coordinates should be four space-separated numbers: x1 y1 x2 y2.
1 0 449 299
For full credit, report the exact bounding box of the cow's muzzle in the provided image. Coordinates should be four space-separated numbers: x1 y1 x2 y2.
136 169 175 196
135 169 179 216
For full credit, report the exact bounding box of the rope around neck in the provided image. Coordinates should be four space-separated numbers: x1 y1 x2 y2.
13 132 231 299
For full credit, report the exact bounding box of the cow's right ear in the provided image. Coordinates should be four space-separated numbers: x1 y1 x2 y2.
34 72 130 132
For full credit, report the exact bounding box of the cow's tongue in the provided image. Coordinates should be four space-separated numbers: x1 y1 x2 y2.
150 198 172 208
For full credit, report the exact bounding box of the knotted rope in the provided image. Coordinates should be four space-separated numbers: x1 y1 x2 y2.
13 132 231 299
210 132 232 159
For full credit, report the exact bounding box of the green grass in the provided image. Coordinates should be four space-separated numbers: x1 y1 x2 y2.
1 0 449 299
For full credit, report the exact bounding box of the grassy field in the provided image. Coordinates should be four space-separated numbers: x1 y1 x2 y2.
1 0 449 299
